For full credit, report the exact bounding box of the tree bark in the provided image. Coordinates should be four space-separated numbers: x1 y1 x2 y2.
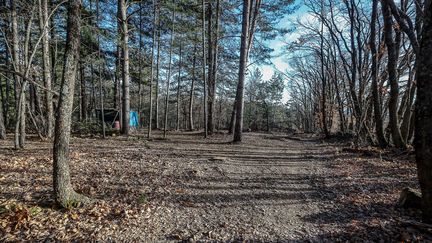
233 0 251 142
207 0 220 134
155 8 161 130
189 40 197 131
371 0 387 147
79 61 87 121
39 0 54 138
202 0 208 138
53 0 90 208
206 0 213 134
228 100 236 134
119 0 130 136
11 0 22 149
319 13 329 138
415 0 432 223
163 6 175 139
176 42 183 131
0 98 6 139
96 0 105 138
148 0 158 138
381 0 405 148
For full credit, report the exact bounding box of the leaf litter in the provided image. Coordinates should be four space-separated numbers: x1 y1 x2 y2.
0 132 430 241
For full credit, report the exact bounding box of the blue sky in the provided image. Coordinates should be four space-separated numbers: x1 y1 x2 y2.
259 0 309 102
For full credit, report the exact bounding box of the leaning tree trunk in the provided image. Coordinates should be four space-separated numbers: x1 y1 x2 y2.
415 0 432 223
53 0 90 208
233 0 251 142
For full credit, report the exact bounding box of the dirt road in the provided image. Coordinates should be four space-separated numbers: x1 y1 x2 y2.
113 132 334 241
0 131 423 242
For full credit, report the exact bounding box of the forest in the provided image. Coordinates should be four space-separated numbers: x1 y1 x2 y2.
1 0 432 241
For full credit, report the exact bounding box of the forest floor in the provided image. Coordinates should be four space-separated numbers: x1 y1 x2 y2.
0 131 430 242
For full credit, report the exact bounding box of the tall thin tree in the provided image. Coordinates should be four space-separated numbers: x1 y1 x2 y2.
233 0 251 142
119 0 130 136
148 0 158 138
202 0 208 138
163 4 176 139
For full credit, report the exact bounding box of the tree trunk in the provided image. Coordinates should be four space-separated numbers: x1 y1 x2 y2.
148 0 158 138
11 0 22 149
415 0 432 223
319 16 329 138
176 42 183 131
206 1 213 134
53 0 90 208
155 9 161 130
371 0 387 147
138 5 144 123
207 0 220 134
233 0 251 142
202 0 208 138
228 100 236 134
163 7 175 139
189 41 197 131
79 61 86 121
39 0 54 138
49 0 57 88
119 0 130 136
217 98 222 131
381 0 405 148
0 97 6 139
114 46 120 113
96 0 105 138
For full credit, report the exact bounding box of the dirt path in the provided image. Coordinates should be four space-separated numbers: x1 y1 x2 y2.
112 132 334 242
2 131 423 242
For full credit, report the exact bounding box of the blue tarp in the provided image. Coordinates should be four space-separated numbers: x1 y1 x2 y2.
130 111 139 127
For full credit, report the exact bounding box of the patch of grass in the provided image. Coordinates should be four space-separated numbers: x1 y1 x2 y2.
0 205 9 215
137 193 148 205
65 199 81 210
29 206 42 216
